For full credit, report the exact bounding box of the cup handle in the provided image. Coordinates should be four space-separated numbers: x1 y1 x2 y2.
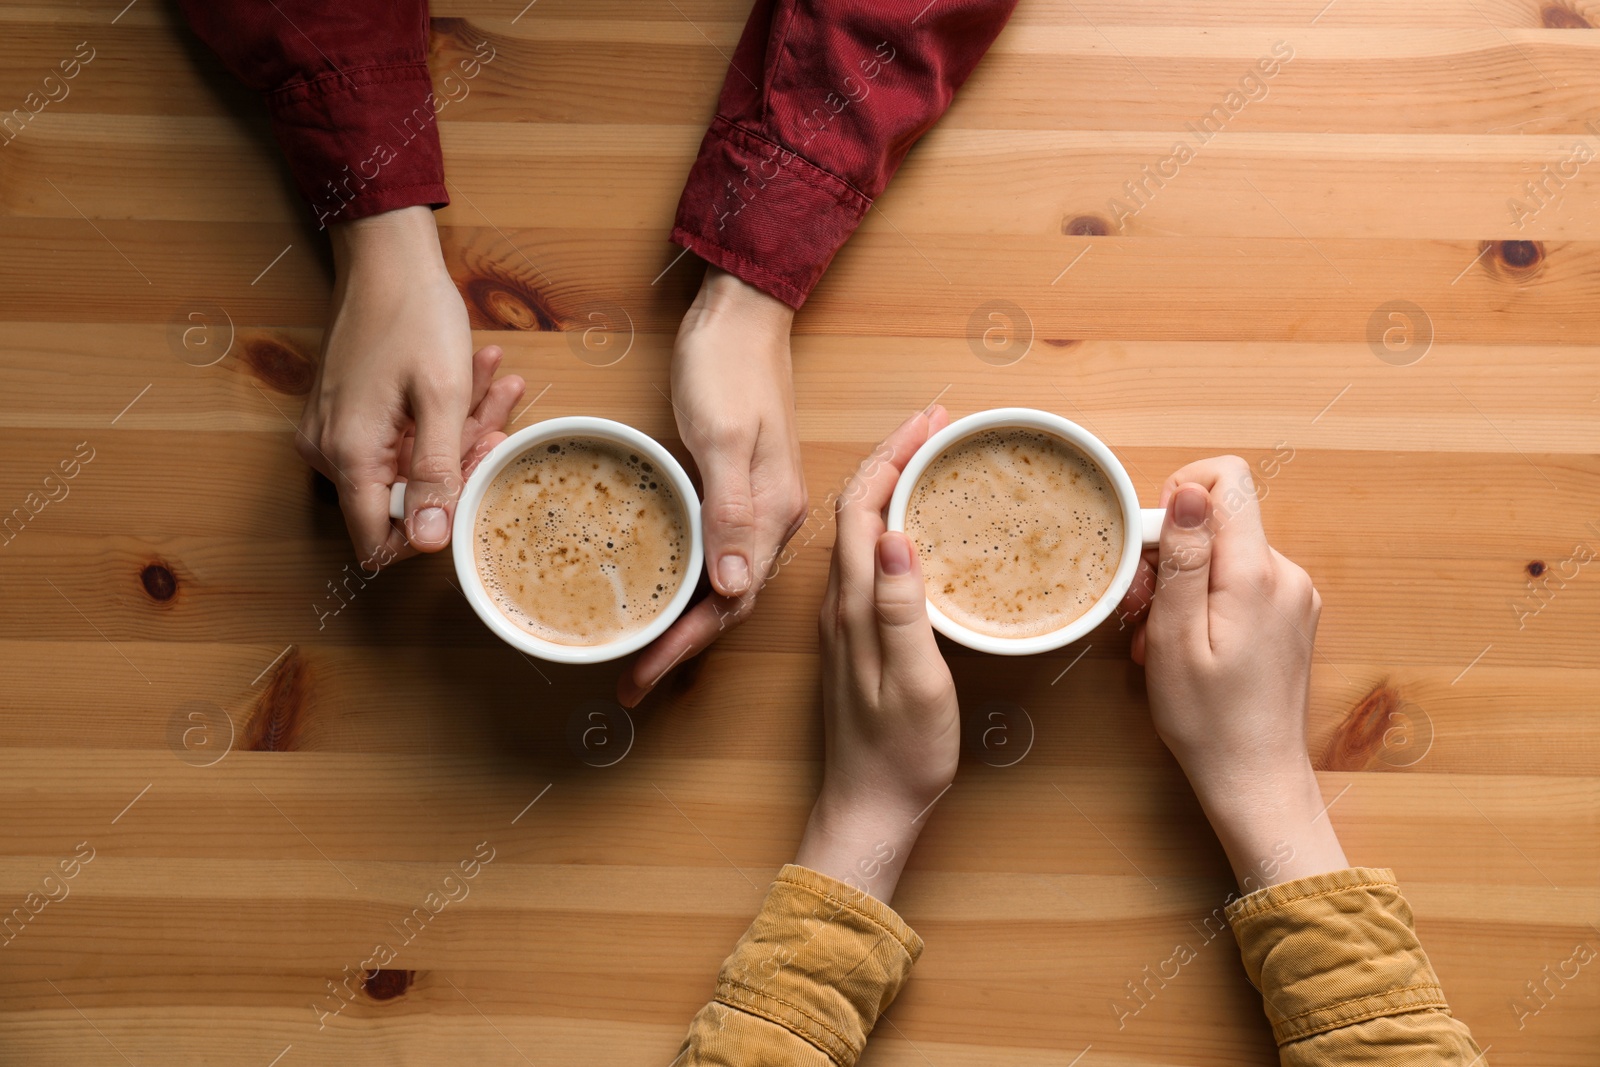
389 483 407 522
1139 506 1166 548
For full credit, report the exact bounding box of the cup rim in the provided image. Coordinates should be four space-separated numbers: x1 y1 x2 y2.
451 416 704 664
886 407 1142 656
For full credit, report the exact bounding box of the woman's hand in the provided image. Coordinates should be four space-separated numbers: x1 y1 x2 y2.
1118 456 1348 893
297 206 525 570
793 406 957 905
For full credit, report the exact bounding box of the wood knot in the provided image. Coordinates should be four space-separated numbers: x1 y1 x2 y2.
1319 681 1408 771
430 16 473 38
429 16 498 64
140 562 178 602
238 334 316 396
1062 215 1112 236
460 259 560 331
244 647 307 752
1041 338 1080 348
1527 560 1546 577
362 969 414 1001
1541 4 1592 27
1476 239 1546 283
1498 240 1543 270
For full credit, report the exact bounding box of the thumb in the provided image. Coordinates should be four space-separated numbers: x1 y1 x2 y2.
873 532 940 670
699 443 757 597
1149 483 1215 652
402 383 469 551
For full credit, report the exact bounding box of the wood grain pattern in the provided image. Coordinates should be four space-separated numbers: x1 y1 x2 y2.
1 1 1596 1065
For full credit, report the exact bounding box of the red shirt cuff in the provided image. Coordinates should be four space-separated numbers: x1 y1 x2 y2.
672 117 869 309
265 61 449 229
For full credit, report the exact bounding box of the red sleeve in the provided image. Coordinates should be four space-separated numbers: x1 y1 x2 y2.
176 0 448 229
672 0 1018 308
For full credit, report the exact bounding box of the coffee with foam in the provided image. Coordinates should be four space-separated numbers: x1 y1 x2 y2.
474 437 688 645
904 428 1123 639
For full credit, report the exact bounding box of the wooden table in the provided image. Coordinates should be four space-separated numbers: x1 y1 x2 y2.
2 1 1596 1063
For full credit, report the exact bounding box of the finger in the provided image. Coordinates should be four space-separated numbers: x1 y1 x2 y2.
338 475 413 572
1157 456 1271 586
468 344 503 413
320 414 411 563
1148 483 1215 655
402 376 472 552
461 368 524 453
745 429 808 588
391 430 504 517
1115 547 1159 629
839 405 947 520
699 437 759 598
463 431 506 478
393 371 516 544
617 593 747 707
294 427 338 484
872 531 941 678
819 510 844 652
835 405 947 612
1130 621 1148 665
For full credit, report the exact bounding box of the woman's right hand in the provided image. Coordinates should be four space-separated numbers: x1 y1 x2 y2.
1117 456 1348 893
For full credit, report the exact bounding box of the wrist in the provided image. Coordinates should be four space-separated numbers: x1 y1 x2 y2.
682 265 795 338
793 788 930 906
1190 761 1350 894
330 205 447 282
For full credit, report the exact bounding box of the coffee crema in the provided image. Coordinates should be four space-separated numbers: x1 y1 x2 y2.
904 428 1124 639
474 437 687 645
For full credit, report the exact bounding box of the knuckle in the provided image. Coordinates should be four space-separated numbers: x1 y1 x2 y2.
322 425 366 467
1217 455 1257 493
781 485 809 530
1218 454 1251 477
1285 564 1316 605
817 603 836 644
696 417 756 453
1249 557 1279 593
1161 541 1208 574
412 371 465 409
406 451 457 483
708 496 756 534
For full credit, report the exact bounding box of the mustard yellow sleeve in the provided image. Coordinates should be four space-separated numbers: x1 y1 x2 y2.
1225 866 1486 1065
674 864 924 1066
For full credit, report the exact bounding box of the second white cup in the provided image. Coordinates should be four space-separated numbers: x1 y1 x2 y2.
887 407 1165 656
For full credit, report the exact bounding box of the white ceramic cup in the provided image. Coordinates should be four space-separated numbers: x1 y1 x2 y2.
389 416 704 664
886 407 1166 656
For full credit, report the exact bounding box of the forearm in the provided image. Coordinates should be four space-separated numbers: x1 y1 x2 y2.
175 0 447 226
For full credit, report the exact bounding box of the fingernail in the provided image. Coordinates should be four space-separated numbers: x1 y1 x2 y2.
718 554 749 594
1173 487 1208 529
413 506 449 545
878 533 912 575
